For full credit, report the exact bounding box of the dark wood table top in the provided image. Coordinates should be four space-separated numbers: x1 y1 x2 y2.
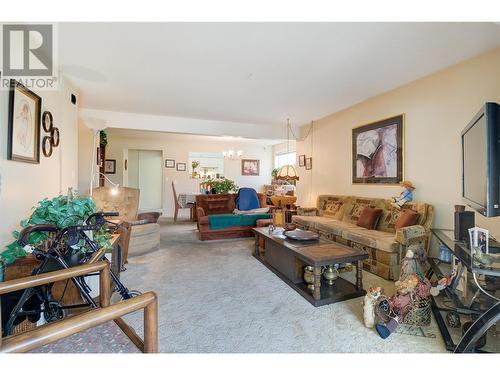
252 227 368 267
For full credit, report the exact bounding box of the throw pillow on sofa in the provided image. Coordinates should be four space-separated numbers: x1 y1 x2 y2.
357 207 383 230
323 201 344 217
343 198 378 224
394 210 420 230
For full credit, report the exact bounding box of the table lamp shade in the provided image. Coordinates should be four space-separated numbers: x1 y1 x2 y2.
277 164 299 180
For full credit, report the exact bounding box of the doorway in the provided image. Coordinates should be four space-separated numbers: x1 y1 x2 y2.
127 149 163 212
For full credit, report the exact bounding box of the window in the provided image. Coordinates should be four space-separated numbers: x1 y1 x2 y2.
275 152 296 169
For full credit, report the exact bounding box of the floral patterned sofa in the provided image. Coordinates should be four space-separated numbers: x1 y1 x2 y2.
292 195 434 280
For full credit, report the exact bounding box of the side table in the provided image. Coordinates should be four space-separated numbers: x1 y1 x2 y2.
428 228 499 352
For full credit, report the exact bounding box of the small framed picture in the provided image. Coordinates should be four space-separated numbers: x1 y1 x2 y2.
165 159 175 168
241 159 260 176
176 162 186 171
469 227 489 255
104 159 116 174
298 155 306 167
305 157 312 170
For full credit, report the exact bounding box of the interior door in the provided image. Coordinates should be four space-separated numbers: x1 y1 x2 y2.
127 149 163 212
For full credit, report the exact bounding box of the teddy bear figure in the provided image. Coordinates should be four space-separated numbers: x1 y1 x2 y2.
363 286 383 328
395 274 420 295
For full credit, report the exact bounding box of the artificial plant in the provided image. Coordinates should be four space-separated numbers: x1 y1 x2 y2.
0 195 111 266
207 178 239 194
271 168 280 179
99 130 108 148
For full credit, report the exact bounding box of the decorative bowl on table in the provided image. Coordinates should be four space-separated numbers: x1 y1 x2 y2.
284 229 319 241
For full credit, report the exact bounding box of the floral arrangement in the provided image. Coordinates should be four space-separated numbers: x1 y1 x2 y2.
191 160 200 170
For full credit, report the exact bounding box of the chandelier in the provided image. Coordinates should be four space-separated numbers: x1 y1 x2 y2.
222 149 243 159
277 118 299 181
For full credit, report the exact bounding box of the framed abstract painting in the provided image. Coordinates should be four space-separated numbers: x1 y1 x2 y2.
7 80 42 163
352 114 404 184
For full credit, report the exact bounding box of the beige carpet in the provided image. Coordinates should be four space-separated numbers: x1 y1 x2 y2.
120 218 446 353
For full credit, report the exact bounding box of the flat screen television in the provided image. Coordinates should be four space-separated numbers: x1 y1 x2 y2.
461 102 500 217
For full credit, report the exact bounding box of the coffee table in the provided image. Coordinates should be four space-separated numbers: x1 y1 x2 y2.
252 227 368 307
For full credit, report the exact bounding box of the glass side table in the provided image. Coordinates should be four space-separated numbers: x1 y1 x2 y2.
428 229 499 352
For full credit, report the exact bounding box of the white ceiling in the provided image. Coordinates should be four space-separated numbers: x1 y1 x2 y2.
106 127 282 146
60 22 500 127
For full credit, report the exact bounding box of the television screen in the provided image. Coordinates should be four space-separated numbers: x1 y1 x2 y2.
461 102 500 217
462 114 487 208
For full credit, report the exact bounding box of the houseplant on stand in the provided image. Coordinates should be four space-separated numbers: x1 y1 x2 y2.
206 178 239 194
0 195 111 269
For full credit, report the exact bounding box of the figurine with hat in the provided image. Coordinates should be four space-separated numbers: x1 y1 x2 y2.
391 180 415 209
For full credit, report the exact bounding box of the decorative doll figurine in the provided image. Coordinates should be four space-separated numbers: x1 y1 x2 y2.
363 287 383 328
392 180 415 209
399 249 420 281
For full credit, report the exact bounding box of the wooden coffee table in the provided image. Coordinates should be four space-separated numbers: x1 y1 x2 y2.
252 227 368 307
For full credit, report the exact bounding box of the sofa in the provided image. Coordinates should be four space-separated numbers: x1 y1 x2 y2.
92 187 161 260
292 195 434 280
196 193 270 240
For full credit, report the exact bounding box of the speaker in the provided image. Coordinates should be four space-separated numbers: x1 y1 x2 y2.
454 211 475 242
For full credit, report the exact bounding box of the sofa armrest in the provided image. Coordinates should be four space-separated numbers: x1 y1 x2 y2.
395 225 428 246
196 207 206 218
297 207 318 216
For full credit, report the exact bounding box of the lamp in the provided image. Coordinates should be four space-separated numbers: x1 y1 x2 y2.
222 149 243 159
98 172 120 195
84 118 107 197
277 119 299 181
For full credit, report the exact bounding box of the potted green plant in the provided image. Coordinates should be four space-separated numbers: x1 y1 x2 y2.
272 167 280 179
207 178 239 194
0 195 111 267
99 130 108 148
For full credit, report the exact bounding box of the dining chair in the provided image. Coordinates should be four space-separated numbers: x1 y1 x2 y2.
172 181 195 221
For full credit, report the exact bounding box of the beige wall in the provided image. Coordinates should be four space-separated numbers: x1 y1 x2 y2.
296 48 500 238
0 78 79 248
100 131 274 217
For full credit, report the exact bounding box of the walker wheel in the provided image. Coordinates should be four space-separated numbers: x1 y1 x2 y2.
121 290 142 300
44 301 67 323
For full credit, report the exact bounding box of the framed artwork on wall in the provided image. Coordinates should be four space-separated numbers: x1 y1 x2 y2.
176 162 186 171
104 159 116 174
7 80 42 163
241 159 260 176
352 114 404 184
298 155 306 167
305 157 312 170
165 159 175 168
